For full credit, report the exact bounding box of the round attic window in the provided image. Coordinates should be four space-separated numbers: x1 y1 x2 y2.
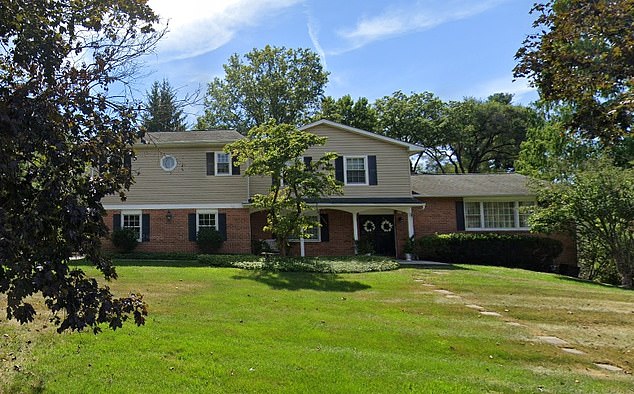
160 155 177 171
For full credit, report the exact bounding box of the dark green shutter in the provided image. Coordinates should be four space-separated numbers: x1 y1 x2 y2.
112 214 121 231
303 156 312 171
124 154 132 171
231 157 240 175
368 155 378 185
456 201 465 231
188 213 197 241
141 214 150 242
218 213 227 240
320 214 329 242
335 157 344 182
206 153 215 176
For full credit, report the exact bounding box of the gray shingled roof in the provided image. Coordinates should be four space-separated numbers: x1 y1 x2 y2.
411 174 534 197
138 130 243 146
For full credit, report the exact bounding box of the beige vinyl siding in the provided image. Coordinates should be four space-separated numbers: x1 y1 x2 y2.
248 124 413 198
249 175 273 197
102 145 248 205
307 125 412 197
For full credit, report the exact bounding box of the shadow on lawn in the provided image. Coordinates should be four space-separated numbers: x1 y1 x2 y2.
556 275 633 291
71 259 207 268
232 271 371 292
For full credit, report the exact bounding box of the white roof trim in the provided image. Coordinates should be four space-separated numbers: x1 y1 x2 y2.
103 203 244 210
300 119 424 152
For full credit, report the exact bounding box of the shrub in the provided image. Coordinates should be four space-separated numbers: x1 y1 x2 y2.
414 233 563 272
196 227 224 253
355 238 374 255
111 228 138 253
251 239 269 255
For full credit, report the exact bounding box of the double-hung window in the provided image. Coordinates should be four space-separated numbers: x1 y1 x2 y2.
197 210 218 232
121 210 142 241
344 156 367 185
464 200 535 230
215 153 231 175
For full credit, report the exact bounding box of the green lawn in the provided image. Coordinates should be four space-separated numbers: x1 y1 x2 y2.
1 262 632 393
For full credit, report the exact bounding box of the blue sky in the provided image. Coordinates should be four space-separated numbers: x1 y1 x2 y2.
139 0 539 123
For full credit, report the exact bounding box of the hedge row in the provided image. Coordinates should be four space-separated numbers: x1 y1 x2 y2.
414 233 563 272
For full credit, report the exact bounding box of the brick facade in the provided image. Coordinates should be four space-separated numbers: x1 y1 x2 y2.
252 209 356 256
104 208 251 254
413 197 459 236
413 197 577 267
103 200 577 266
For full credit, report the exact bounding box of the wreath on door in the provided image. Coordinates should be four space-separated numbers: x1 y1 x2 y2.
362 220 376 232
380 219 393 232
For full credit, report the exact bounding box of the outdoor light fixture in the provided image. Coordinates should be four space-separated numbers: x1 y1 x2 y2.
166 210 173 222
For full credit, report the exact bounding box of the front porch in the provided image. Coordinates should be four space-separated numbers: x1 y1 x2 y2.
249 198 424 258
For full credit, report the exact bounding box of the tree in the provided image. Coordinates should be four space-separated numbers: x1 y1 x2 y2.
225 121 341 255
514 0 634 143
141 79 187 132
438 95 540 173
374 91 445 172
197 46 329 133
314 95 378 132
515 104 604 181
0 1 162 332
529 159 634 287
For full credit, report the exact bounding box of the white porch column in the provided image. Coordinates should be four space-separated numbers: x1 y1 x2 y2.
352 211 359 254
300 237 305 257
407 207 415 238
352 212 359 241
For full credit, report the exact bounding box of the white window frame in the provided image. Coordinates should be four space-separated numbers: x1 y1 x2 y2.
215 152 231 176
289 213 321 243
160 155 177 172
463 199 535 231
121 210 142 242
343 156 368 186
196 209 218 232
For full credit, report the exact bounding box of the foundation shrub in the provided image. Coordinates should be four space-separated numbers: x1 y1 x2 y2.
414 233 563 272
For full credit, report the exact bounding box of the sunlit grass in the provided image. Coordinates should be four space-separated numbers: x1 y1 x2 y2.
1 263 632 393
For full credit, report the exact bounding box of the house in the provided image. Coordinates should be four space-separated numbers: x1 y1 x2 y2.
102 120 576 267
410 173 577 267
102 120 424 257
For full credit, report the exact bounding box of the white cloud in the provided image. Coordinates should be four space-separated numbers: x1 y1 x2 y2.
335 0 507 53
307 19 327 70
471 75 538 103
149 0 302 62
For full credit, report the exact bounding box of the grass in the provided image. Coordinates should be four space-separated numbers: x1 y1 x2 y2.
1 261 633 393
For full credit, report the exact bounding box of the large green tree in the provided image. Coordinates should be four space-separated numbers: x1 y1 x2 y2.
529 160 634 287
225 121 341 255
0 0 162 332
314 95 378 132
437 95 539 173
141 79 187 133
515 104 605 180
197 46 329 133
514 0 634 142
374 91 445 172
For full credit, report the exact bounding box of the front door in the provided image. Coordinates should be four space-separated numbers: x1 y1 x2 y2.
358 215 395 256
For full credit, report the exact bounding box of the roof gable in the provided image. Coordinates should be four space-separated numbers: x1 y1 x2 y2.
300 119 423 152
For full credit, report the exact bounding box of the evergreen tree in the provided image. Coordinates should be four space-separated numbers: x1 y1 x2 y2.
142 79 187 132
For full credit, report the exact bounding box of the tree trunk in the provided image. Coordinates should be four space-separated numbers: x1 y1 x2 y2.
614 254 633 288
